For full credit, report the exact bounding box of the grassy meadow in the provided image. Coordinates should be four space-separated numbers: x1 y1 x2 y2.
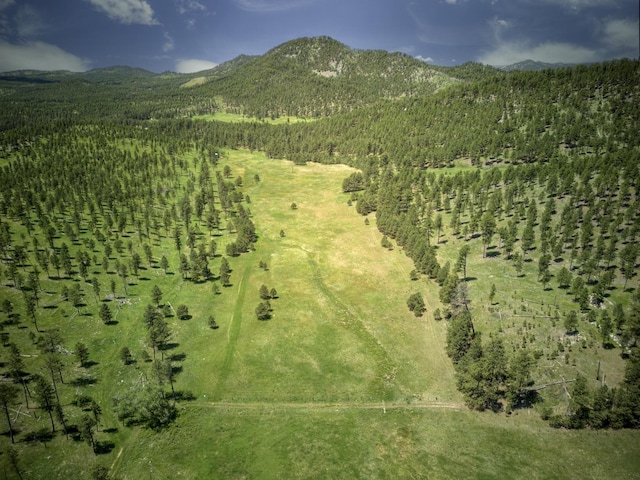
1 150 639 479
192 111 316 124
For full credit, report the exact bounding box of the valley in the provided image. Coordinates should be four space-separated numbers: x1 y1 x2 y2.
0 36 639 479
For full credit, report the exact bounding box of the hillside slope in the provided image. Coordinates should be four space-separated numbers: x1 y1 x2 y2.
189 36 456 118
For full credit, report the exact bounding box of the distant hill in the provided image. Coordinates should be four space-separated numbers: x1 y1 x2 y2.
499 59 576 71
0 36 637 131
430 61 504 81
187 36 457 118
79 66 156 84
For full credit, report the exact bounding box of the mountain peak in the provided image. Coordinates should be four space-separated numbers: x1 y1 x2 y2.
268 36 349 56
265 36 352 75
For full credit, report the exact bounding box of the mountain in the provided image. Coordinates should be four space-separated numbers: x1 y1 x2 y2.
1 36 637 132
187 36 457 118
430 61 504 81
80 66 156 82
499 59 576 71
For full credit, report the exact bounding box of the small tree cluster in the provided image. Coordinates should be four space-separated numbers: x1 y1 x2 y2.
256 301 271 321
259 284 278 300
406 293 426 317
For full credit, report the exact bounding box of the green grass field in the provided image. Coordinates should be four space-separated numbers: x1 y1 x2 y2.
192 111 316 124
2 150 639 479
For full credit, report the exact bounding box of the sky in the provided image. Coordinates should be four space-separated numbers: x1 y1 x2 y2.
0 0 637 73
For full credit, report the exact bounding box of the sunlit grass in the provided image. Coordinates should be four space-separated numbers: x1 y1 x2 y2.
2 148 638 479
192 111 317 124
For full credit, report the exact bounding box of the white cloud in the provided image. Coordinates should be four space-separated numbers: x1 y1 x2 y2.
175 58 217 73
415 55 434 63
480 15 639 66
0 0 14 12
176 0 207 14
602 18 639 53
478 41 600 65
445 0 458 4
538 0 617 11
163 32 175 52
175 0 212 28
496 19 508 27
0 40 89 72
234 0 312 12
85 0 158 25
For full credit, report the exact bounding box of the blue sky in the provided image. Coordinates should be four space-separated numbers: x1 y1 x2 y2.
0 0 637 73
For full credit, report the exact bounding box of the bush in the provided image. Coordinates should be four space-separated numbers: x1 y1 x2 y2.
176 304 189 320
407 293 426 317
256 301 271 320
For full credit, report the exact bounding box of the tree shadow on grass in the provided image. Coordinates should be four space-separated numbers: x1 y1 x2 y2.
169 352 186 362
510 390 541 412
70 375 98 387
95 440 116 455
173 390 196 401
23 428 54 445
162 342 179 351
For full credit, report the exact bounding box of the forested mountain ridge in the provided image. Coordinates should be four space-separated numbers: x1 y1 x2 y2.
186 36 456 118
0 36 458 125
499 59 578 71
169 58 637 168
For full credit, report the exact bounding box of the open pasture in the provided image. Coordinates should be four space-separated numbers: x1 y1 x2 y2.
1 149 639 479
